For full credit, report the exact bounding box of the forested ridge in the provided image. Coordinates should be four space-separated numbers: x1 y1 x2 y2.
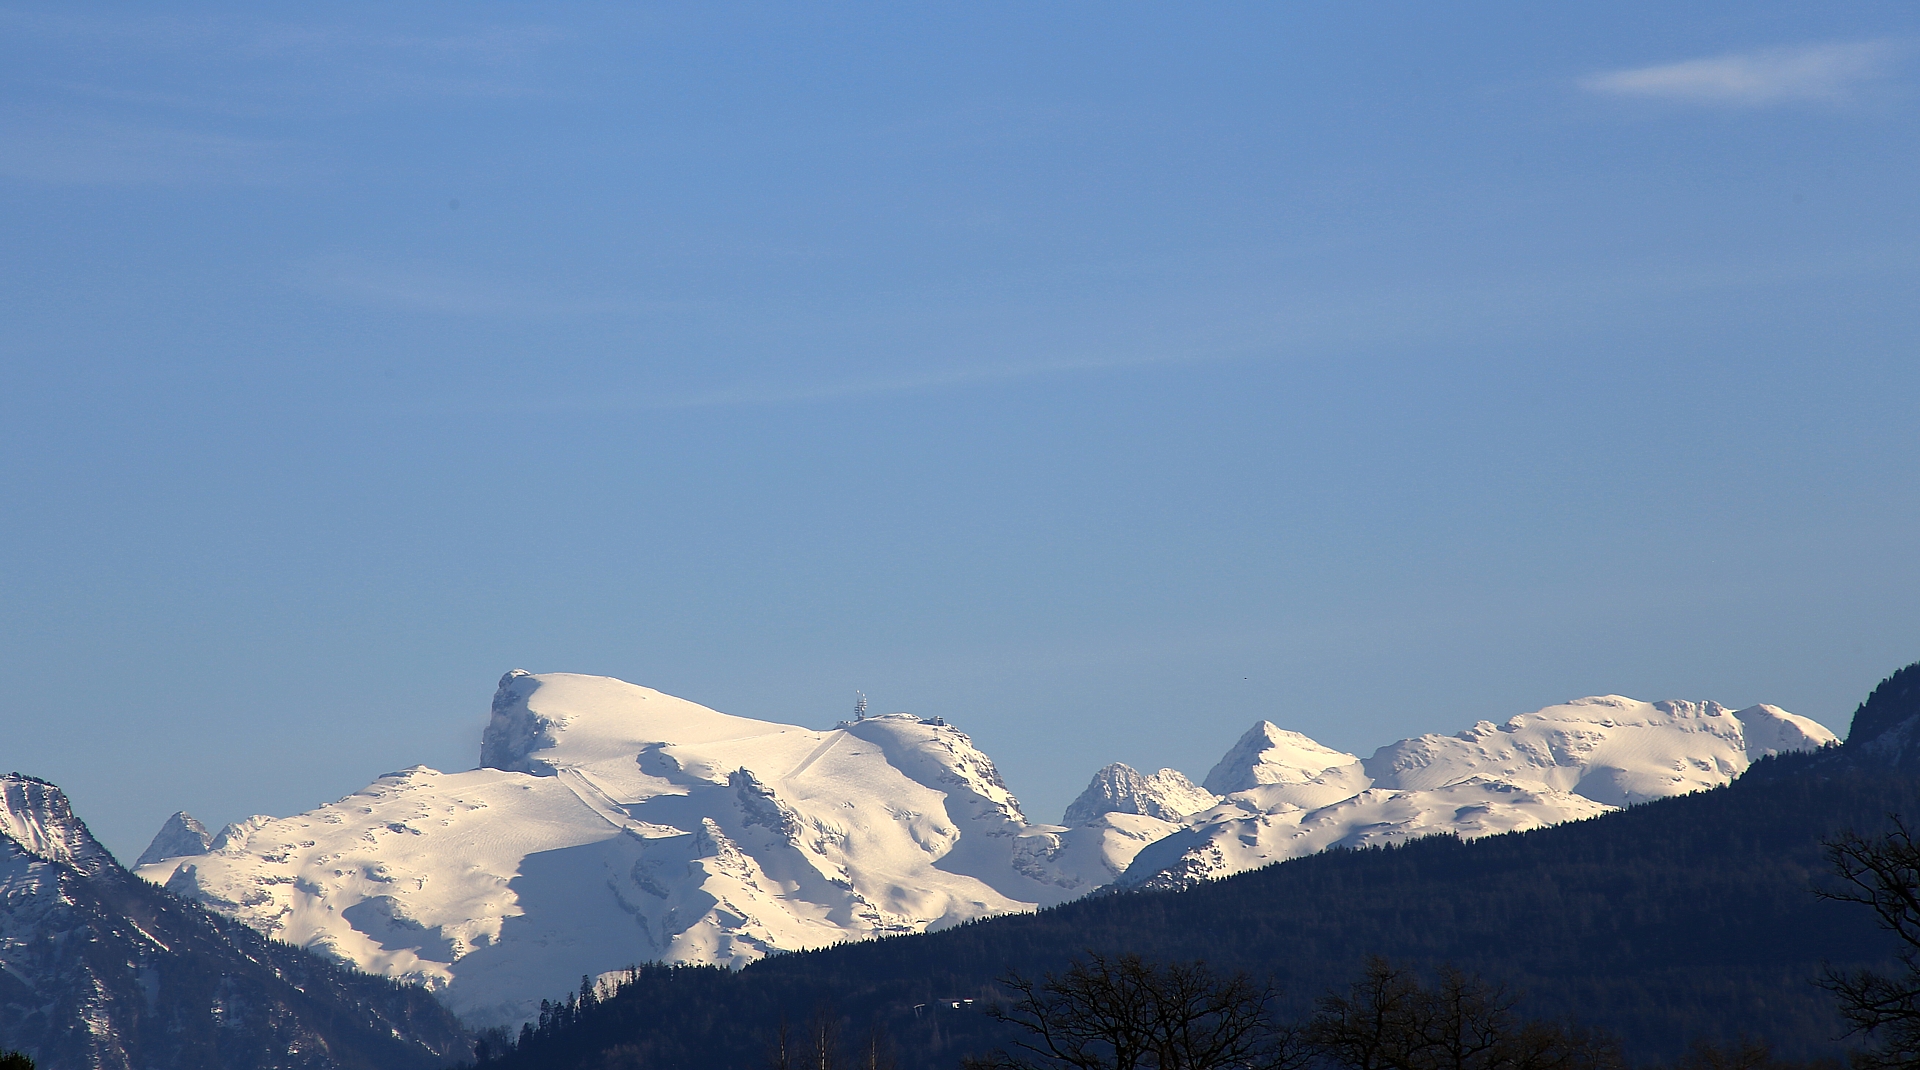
472 666 1920 1070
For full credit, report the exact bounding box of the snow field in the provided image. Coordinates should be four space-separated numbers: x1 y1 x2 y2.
138 672 1837 1025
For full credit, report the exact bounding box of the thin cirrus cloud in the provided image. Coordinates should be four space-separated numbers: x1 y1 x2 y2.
0 110 306 186
0 9 567 109
289 256 685 320
379 241 1920 417
1581 41 1903 105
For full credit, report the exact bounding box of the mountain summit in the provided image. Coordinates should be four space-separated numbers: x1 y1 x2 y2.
134 810 213 867
142 672 1100 1026
0 773 118 876
1120 695 1836 889
142 671 1838 1026
0 774 468 1069
1062 764 1215 825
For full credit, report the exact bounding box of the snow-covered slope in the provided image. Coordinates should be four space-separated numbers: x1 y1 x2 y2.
142 671 1094 1027
141 672 1838 1025
1116 696 1838 889
0 774 468 1070
1202 722 1366 798
1363 697 1831 805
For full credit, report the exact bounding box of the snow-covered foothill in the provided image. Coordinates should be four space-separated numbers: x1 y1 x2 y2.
142 671 1095 1027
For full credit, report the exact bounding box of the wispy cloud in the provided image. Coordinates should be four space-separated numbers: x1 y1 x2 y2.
1582 41 1902 105
0 110 304 186
371 241 1920 417
0 9 567 107
290 257 669 320
0 8 562 64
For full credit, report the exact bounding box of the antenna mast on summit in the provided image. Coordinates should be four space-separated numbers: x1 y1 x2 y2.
854 691 867 721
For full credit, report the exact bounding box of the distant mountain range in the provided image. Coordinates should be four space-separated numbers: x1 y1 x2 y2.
0 773 469 1070
473 659 1920 1070
135 670 1834 1026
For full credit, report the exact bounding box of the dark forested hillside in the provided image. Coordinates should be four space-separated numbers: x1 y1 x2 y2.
470 663 1920 1070
478 746 1917 1070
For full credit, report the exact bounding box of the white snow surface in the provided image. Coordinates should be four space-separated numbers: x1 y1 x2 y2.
1202 722 1368 800
140 674 1838 1025
1117 695 1838 889
1062 764 1216 826
141 671 1098 1027
0 776 116 876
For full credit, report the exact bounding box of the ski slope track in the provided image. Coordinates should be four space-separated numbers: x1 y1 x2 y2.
140 673 1837 1027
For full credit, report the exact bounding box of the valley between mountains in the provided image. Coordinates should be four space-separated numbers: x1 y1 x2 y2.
132 670 1836 1027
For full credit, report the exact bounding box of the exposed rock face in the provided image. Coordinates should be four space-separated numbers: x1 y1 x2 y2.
477 668 554 773
0 774 469 1070
1062 764 1216 825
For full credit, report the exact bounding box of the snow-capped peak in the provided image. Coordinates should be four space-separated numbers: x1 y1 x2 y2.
1201 722 1364 796
1362 695 1840 806
1115 693 1841 891
1062 764 1216 825
0 773 117 875
479 669 782 775
140 672 1842 1025
146 671 1090 1027
135 811 213 868
1735 703 1840 759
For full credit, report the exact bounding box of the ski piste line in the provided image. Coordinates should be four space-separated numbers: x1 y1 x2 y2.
554 727 851 835
784 731 845 780
554 767 641 832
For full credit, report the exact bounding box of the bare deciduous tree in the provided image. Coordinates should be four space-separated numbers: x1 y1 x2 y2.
965 952 1303 1070
805 1009 842 1070
770 1018 795 1070
1309 958 1616 1070
1819 819 1920 1069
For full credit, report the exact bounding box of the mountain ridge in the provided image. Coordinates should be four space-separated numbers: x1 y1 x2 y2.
0 773 469 1070
138 670 1836 1026
478 735 1920 1069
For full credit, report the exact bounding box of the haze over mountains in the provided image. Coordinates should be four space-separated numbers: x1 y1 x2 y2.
134 670 1836 1027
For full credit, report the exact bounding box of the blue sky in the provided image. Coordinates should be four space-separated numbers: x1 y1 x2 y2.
3 2 1918 861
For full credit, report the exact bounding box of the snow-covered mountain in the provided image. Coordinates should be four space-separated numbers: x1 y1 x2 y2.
1110 696 1837 889
134 811 211 868
1062 765 1215 825
139 672 1838 1028
140 671 1099 1027
0 774 468 1070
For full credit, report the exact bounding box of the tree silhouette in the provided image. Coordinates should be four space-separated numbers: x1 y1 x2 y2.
1307 958 1616 1070
965 952 1302 1070
1820 817 1920 1068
